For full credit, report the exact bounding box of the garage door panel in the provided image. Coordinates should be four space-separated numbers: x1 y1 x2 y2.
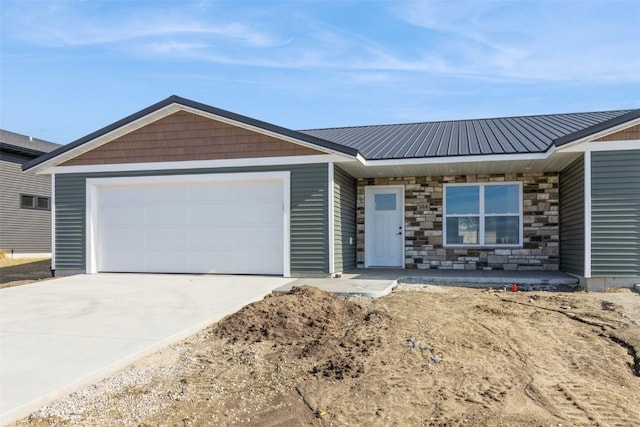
186 227 233 250
242 250 282 274
94 176 285 275
99 206 144 226
235 202 282 224
99 250 145 272
248 181 283 201
143 251 189 273
144 228 187 249
144 185 187 205
233 226 282 248
98 186 142 206
100 228 146 251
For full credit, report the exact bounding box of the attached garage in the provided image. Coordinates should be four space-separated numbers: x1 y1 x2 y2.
86 172 290 276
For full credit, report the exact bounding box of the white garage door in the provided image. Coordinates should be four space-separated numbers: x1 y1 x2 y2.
92 174 286 275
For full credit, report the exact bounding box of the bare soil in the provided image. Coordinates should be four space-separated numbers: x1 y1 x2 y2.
0 258 52 288
13 285 640 427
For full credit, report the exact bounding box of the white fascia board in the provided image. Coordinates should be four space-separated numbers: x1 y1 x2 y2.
558 139 640 153
49 154 341 175
555 117 640 153
359 151 550 167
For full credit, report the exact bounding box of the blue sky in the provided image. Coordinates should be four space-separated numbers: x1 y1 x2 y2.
1 0 639 144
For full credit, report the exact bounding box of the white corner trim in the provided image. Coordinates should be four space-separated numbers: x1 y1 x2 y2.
584 151 592 278
282 174 292 278
49 154 341 175
50 173 56 271
328 163 335 274
84 171 292 277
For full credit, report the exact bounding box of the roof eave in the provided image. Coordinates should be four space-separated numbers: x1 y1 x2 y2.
553 109 640 147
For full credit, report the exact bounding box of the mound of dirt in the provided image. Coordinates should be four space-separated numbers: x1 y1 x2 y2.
215 285 393 379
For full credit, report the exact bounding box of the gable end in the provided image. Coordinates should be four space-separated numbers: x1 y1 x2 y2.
594 124 640 142
61 111 323 166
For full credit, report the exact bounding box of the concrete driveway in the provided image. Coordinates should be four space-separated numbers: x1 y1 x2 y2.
0 273 293 425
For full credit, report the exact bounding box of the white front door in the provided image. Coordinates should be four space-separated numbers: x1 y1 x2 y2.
365 186 404 267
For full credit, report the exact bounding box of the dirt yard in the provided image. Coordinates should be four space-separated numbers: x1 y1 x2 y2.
0 258 52 289
12 284 640 427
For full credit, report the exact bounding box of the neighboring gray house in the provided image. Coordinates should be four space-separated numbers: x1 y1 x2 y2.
1 130 61 258
22 96 640 290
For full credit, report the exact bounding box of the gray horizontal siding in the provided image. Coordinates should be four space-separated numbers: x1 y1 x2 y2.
0 159 52 254
55 164 329 275
559 155 585 276
333 165 357 272
591 150 640 277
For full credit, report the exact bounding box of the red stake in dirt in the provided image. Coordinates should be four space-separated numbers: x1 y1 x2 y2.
512 283 518 292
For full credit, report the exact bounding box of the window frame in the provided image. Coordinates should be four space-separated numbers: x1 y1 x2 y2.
20 194 51 211
443 182 523 247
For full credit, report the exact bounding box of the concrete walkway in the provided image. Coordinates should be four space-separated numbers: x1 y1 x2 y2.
275 269 580 297
0 273 294 425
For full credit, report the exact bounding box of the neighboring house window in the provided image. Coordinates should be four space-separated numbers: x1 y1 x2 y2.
20 194 50 211
443 183 522 246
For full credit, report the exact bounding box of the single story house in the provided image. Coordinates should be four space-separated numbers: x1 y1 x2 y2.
1 130 61 258
23 96 640 290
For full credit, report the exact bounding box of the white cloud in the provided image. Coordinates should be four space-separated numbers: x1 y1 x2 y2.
391 0 640 83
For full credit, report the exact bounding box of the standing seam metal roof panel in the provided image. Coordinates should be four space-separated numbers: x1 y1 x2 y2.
299 109 636 160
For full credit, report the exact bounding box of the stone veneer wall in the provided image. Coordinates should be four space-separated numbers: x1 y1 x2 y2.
357 173 560 271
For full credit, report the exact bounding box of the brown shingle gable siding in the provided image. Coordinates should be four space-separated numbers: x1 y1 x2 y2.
62 111 323 166
594 124 640 142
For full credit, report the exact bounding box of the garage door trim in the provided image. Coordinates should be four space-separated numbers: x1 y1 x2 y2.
85 171 291 276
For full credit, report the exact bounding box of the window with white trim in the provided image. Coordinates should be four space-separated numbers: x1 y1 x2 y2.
444 182 522 246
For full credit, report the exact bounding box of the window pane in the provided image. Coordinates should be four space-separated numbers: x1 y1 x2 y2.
485 184 519 214
446 186 479 214
375 194 396 211
485 216 520 244
446 216 479 245
37 197 50 210
20 195 35 208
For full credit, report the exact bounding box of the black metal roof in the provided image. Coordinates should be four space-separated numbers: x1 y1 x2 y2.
0 129 60 157
301 109 639 160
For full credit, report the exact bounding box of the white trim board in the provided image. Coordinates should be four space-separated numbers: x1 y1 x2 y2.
584 151 592 278
48 154 346 175
51 174 56 271
328 163 335 274
558 139 640 153
85 171 291 277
